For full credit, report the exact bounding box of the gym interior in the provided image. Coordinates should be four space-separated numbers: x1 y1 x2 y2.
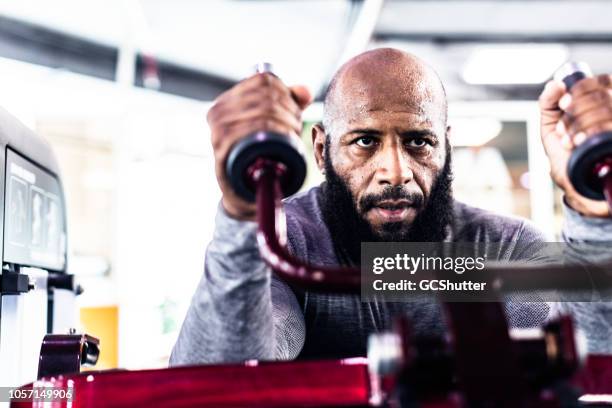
1 1 612 407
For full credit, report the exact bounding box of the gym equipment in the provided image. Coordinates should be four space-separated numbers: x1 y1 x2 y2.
225 63 307 203
0 107 88 390
11 63 612 407
556 62 612 210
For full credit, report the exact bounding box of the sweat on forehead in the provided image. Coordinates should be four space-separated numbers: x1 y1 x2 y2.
322 48 448 134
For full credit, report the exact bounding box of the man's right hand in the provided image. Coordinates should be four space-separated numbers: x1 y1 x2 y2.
207 73 313 220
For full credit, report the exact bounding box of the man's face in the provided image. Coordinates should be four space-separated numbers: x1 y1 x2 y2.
323 103 448 240
314 50 452 263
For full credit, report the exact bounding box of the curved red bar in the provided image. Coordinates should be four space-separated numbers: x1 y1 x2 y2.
254 159 361 293
11 359 371 408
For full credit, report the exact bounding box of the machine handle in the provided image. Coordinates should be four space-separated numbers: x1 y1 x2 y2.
225 63 307 202
555 61 612 206
554 61 593 90
37 332 100 379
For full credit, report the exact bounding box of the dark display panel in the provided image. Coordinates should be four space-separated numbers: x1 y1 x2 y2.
4 148 66 271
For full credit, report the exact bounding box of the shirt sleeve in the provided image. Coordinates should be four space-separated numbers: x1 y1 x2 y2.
562 199 612 243
551 199 612 354
169 204 305 365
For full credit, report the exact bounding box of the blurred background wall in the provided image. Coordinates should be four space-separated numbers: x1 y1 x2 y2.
0 0 610 369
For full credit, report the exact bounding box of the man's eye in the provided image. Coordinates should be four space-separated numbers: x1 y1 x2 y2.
355 137 377 148
407 138 428 148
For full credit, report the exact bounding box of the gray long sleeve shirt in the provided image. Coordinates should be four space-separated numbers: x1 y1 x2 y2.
169 185 612 366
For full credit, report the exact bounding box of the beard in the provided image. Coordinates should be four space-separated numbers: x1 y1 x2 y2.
320 139 454 266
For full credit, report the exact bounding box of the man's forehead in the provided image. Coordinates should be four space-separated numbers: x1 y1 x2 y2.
339 93 434 119
332 88 444 134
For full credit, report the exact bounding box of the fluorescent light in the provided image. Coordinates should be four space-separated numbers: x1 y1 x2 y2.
462 44 569 85
450 117 502 147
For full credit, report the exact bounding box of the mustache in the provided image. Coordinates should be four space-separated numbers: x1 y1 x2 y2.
359 186 424 213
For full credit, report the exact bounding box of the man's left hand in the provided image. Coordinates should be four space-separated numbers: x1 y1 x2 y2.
539 74 612 218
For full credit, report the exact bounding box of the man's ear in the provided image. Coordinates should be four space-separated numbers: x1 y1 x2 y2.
312 123 326 173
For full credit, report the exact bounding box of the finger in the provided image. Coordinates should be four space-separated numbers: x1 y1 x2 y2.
569 105 612 134
209 80 300 127
559 93 572 111
212 109 301 145
561 132 574 150
210 87 301 123
226 72 290 100
541 128 573 173
580 122 612 138
214 101 302 134
215 118 299 156
561 113 573 134
545 124 573 151
570 74 612 98
209 100 301 150
212 74 269 106
563 88 612 117
226 118 297 139
539 79 566 111
573 132 587 146
289 85 313 110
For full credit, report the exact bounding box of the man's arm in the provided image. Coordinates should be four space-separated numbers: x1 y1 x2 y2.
548 203 612 354
537 75 612 352
169 69 312 365
169 206 305 365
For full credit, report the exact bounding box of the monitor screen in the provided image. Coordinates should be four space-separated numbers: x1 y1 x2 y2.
4 148 66 271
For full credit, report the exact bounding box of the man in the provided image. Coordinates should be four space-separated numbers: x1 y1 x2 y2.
170 48 612 365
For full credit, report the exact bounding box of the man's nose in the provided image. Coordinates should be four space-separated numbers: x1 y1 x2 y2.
375 143 414 186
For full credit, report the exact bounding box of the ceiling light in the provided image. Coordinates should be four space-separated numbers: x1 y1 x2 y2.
450 117 502 147
462 44 569 85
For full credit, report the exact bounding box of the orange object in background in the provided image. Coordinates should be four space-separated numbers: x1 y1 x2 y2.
80 305 119 369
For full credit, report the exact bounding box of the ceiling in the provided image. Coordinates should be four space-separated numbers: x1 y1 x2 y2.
0 0 611 101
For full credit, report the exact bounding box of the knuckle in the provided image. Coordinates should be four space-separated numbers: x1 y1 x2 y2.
206 103 220 123
587 124 604 135
588 89 609 105
259 73 274 87
270 88 286 103
597 89 610 102
537 94 545 106
598 74 612 87
573 115 584 129
263 118 276 130
573 78 596 95
286 96 301 115
260 100 277 116
253 73 267 87
255 118 269 130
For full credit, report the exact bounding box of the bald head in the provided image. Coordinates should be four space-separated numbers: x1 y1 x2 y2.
312 48 452 248
322 48 448 138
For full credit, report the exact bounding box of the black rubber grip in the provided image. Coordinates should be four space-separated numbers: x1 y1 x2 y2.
562 71 587 91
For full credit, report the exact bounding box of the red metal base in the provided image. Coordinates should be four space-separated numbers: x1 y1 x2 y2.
12 358 370 408
11 355 612 407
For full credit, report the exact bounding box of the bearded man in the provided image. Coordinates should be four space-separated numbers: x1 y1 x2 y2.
170 48 612 364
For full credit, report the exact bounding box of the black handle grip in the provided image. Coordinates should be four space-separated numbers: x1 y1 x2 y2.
226 131 307 202
225 63 308 202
